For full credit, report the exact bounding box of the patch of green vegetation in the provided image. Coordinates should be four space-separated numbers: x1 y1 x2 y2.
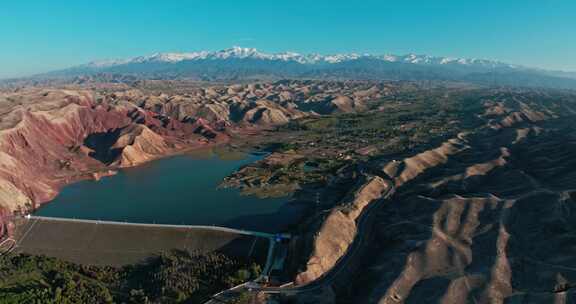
241 183 300 198
227 88 494 200
222 151 349 198
228 291 253 304
0 251 261 304
274 89 492 159
261 142 299 153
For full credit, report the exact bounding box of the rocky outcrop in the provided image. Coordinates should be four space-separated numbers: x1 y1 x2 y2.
374 195 513 304
482 97 558 129
3 82 576 304
321 95 367 114
116 80 397 127
385 136 471 188
0 80 398 223
342 95 576 304
0 90 129 211
0 88 226 218
295 175 390 285
0 207 11 240
110 124 174 167
289 88 576 303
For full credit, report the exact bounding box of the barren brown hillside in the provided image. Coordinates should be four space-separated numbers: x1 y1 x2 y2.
1 82 576 304
334 93 576 304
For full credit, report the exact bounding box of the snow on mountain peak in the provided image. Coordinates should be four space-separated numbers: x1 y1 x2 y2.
82 47 515 69
214 46 261 59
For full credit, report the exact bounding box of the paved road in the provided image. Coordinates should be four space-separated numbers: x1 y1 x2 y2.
203 176 395 303
204 281 257 304
204 174 395 303
0 237 15 256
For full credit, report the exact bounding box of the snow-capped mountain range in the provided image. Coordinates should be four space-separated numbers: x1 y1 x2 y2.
83 46 518 69
31 46 576 90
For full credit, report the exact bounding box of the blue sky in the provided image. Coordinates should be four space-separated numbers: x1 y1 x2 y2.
0 0 574 78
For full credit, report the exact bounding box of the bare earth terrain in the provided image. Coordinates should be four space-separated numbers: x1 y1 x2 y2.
284 90 576 303
1 80 576 303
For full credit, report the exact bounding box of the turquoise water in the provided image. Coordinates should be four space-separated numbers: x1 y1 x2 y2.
35 149 298 232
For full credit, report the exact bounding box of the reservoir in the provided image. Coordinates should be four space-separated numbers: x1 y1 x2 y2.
35 148 299 233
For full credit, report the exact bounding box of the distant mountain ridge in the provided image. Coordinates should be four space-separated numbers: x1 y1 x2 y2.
81 46 517 68
27 47 576 90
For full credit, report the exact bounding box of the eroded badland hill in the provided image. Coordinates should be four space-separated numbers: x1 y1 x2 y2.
1 80 576 303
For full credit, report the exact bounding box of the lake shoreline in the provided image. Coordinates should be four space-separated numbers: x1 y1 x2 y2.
34 145 304 233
